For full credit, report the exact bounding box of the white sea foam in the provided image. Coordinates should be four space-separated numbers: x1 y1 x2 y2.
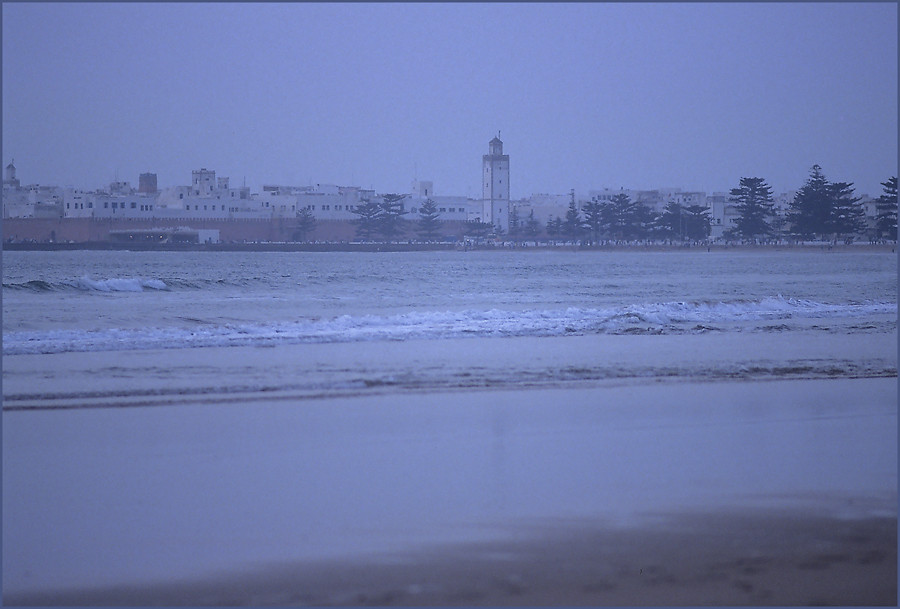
3 296 894 356
73 276 169 292
3 276 170 292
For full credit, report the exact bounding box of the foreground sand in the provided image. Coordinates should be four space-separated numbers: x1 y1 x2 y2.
4 376 896 605
7 507 896 606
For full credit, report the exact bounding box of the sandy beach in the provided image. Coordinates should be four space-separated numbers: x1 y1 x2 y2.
7 507 895 606
4 375 896 606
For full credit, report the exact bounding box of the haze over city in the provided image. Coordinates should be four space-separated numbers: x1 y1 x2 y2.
2 2 897 198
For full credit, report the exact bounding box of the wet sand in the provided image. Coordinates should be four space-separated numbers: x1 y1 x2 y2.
7 507 896 606
4 377 896 605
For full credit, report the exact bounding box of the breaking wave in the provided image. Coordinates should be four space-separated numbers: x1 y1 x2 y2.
3 296 895 356
3 276 170 292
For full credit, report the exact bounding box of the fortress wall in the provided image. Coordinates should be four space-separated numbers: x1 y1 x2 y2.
3 217 475 244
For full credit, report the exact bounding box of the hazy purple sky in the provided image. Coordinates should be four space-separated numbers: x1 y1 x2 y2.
3 3 896 198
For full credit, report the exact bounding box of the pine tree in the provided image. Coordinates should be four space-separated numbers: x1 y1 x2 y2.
875 176 898 240
787 165 865 240
582 199 603 244
351 197 382 241
729 177 775 240
788 165 832 239
545 216 562 238
524 210 540 239
416 198 442 241
377 193 408 241
607 193 649 240
657 201 684 240
466 220 493 239
562 199 584 240
291 206 317 242
826 181 865 240
507 206 522 242
682 204 711 241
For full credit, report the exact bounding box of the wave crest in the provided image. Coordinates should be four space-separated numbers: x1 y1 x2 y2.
3 296 895 356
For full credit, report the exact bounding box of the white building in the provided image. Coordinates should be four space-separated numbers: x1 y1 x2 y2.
404 180 481 223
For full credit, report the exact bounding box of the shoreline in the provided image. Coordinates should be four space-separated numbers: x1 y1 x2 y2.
2 241 897 253
7 505 896 606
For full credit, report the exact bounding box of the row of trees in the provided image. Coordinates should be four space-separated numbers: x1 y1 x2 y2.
290 165 898 243
527 191 712 243
533 166 897 244
727 166 897 242
293 193 444 242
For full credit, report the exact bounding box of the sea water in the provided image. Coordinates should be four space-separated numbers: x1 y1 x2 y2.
2 249 896 402
2 249 898 593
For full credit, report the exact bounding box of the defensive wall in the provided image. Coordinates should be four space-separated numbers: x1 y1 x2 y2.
2 217 474 244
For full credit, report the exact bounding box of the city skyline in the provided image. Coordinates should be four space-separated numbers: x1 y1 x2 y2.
3 3 897 198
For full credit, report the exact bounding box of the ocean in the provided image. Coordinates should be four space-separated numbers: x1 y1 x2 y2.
2 248 897 596
3 249 897 400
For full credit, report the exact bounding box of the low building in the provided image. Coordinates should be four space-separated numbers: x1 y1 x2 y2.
108 227 220 244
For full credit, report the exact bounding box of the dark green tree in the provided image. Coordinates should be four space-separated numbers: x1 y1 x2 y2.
524 209 541 239
416 198 442 241
788 165 864 240
351 197 382 241
378 193 408 241
545 215 563 238
729 177 775 240
606 193 650 240
769 212 789 240
657 202 685 240
291 206 317 242
507 205 522 242
682 204 711 241
788 165 831 239
582 199 604 244
562 198 585 240
875 176 897 240
827 181 865 240
466 220 493 239
657 202 708 241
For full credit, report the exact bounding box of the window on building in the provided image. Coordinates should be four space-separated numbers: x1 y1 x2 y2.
179 193 184 199
131 202 137 209
88 202 93 209
104 202 109 208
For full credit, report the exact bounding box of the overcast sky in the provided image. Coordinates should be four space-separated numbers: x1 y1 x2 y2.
3 3 897 198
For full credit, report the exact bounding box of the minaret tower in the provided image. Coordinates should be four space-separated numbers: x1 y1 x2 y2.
3 159 19 189
482 133 509 232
